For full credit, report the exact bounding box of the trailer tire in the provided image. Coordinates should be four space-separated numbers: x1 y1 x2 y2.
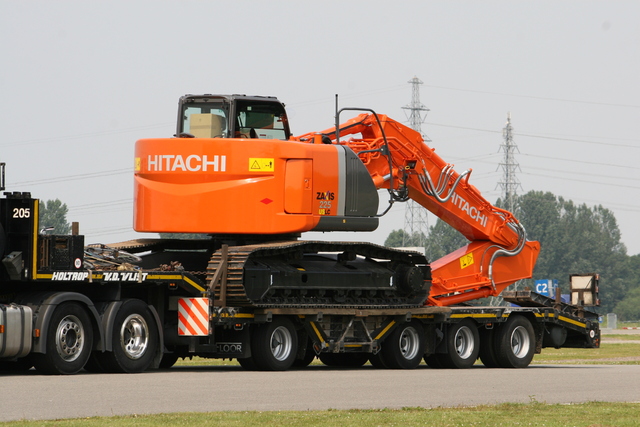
438 319 479 369
380 320 425 369
319 352 369 367
494 315 535 368
478 328 499 368
32 302 93 375
98 299 159 373
250 317 298 371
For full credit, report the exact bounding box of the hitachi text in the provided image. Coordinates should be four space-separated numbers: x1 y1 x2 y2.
147 154 227 172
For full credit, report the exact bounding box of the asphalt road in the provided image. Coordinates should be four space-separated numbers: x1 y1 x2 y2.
2 364 639 422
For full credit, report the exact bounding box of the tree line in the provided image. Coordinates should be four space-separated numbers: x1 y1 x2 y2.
385 190 640 318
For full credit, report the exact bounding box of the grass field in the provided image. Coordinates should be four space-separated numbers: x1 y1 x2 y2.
533 340 640 365
3 402 640 426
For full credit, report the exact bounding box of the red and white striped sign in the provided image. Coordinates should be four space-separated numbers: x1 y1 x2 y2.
178 297 209 336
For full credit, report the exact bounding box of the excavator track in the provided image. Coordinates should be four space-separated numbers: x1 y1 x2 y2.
206 241 431 308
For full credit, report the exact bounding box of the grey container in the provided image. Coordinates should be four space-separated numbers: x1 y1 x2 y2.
0 304 33 358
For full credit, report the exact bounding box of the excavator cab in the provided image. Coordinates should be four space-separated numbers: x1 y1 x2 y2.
176 95 291 140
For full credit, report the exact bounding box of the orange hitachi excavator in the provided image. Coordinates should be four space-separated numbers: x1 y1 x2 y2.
134 94 539 307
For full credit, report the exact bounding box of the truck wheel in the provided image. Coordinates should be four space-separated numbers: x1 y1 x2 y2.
250 317 298 371
32 302 93 375
380 320 425 369
478 328 499 368
319 352 369 367
494 315 535 368
98 299 159 373
439 319 479 369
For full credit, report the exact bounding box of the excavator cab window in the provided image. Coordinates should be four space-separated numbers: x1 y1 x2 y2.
181 101 230 138
235 101 290 140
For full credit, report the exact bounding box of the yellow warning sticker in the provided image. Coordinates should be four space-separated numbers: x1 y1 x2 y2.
134 157 141 172
459 253 474 269
249 158 275 172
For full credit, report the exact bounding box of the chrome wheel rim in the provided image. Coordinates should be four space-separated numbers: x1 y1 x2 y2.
454 326 475 359
120 314 149 360
55 315 85 362
270 326 293 361
510 325 531 358
399 326 420 360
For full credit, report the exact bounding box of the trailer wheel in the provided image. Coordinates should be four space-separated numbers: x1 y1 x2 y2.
478 328 499 368
380 320 425 369
250 317 298 371
98 299 159 373
319 352 369 367
438 319 479 369
32 302 93 375
494 315 535 368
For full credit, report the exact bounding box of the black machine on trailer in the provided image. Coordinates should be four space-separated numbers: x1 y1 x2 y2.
0 165 600 374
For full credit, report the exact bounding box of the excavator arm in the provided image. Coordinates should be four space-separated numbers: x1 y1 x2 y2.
297 112 540 306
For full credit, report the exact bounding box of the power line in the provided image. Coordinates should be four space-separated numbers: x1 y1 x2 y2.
423 84 640 109
1 123 172 148
521 171 640 191
447 150 640 173
8 168 130 186
520 153 640 171
517 132 640 149
522 165 640 183
6 82 637 149
69 199 131 210
83 226 136 238
293 82 640 111
428 122 640 148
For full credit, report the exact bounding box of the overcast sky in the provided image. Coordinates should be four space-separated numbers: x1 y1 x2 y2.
2 1 639 259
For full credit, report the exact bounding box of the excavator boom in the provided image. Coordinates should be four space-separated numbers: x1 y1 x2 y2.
297 112 540 305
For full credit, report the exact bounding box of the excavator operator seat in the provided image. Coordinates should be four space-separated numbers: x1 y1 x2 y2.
189 113 226 138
